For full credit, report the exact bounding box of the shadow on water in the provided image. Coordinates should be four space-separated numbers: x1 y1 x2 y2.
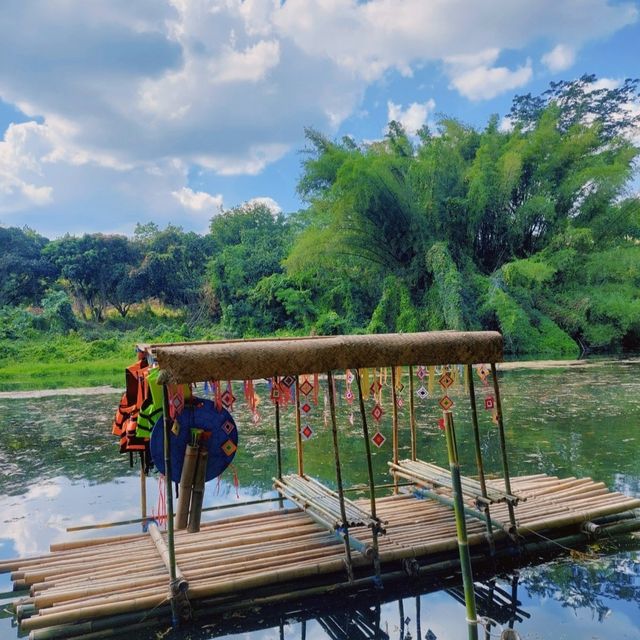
0 359 639 638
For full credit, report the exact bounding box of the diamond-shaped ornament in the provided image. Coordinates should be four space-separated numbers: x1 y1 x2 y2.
346 370 355 384
221 439 237 456
371 403 383 422
252 412 261 425
221 389 236 409
396 396 404 409
301 424 313 440
281 375 296 388
439 395 454 411
439 372 454 389
371 431 386 448
302 402 311 413
416 385 428 399
221 420 235 435
370 381 382 395
484 396 495 410
345 389 354 402
416 366 427 380
299 379 313 396
477 365 490 381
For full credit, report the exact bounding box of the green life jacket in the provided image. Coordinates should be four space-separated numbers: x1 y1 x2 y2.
135 367 163 438
135 368 192 438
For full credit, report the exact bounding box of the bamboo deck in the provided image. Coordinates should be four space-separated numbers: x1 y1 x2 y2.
4 473 640 639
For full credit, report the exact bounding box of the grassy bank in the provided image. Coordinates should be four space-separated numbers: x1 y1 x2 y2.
0 309 226 391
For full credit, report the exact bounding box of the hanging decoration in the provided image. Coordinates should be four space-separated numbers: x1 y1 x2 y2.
438 367 455 413
477 364 498 424
345 369 355 425
299 374 315 441
394 366 405 409
243 379 261 425
371 368 386 448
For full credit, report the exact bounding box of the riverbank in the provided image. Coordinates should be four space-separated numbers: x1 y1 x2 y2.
2 356 638 397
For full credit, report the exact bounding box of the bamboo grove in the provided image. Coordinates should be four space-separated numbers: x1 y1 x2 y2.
1 75 639 357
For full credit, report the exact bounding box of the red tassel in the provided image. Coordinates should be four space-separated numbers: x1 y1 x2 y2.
313 373 319 405
215 380 223 411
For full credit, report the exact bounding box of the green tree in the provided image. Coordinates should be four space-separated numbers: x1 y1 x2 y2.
289 75 639 353
208 204 295 335
133 224 213 310
0 226 56 306
44 234 140 321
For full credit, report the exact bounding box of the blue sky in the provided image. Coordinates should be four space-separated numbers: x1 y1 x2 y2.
0 0 638 239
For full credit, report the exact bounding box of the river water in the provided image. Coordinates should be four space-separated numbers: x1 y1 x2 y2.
0 360 638 639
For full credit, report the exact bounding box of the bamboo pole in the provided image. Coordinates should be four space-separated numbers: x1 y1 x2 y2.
175 444 198 530
411 488 509 534
148 523 188 593
354 369 381 583
326 371 354 582
443 411 478 640
160 385 179 627
490 363 517 531
391 367 399 495
274 379 283 510
187 447 208 533
295 377 304 476
139 455 147 523
409 365 417 461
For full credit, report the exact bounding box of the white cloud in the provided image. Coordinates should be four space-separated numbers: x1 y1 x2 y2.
0 0 637 224
387 99 436 136
244 196 282 214
542 44 576 72
172 186 223 213
447 54 533 101
0 122 54 212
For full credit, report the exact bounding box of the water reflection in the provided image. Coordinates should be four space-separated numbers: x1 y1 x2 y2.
0 360 639 638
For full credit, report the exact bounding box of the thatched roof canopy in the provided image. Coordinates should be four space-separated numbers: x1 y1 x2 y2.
143 331 503 385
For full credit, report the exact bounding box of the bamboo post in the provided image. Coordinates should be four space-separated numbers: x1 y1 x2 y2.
274 378 284 509
147 523 188 593
160 386 179 627
490 363 517 531
391 367 400 495
467 364 495 546
175 444 198 530
140 456 147 523
187 447 208 533
443 411 478 640
295 377 304 476
409 365 417 461
355 369 382 584
326 371 354 582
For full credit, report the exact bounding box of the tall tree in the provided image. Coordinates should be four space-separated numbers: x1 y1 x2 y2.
0 226 56 306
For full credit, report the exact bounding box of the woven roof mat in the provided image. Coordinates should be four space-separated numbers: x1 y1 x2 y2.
152 330 503 384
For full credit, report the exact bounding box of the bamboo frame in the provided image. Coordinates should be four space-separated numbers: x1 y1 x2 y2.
150 331 503 384
409 365 417 461
391 367 399 495
326 371 354 582
295 377 304 476
443 411 478 640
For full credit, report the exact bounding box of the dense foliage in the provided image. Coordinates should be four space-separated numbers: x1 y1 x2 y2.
1 76 639 357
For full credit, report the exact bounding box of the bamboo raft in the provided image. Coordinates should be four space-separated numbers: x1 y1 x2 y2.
3 474 640 639
4 330 640 639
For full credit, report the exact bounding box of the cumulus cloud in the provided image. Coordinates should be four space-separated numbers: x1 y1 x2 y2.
542 44 576 72
0 0 637 224
0 122 54 212
445 49 533 101
244 196 282 214
172 187 223 213
387 100 436 136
